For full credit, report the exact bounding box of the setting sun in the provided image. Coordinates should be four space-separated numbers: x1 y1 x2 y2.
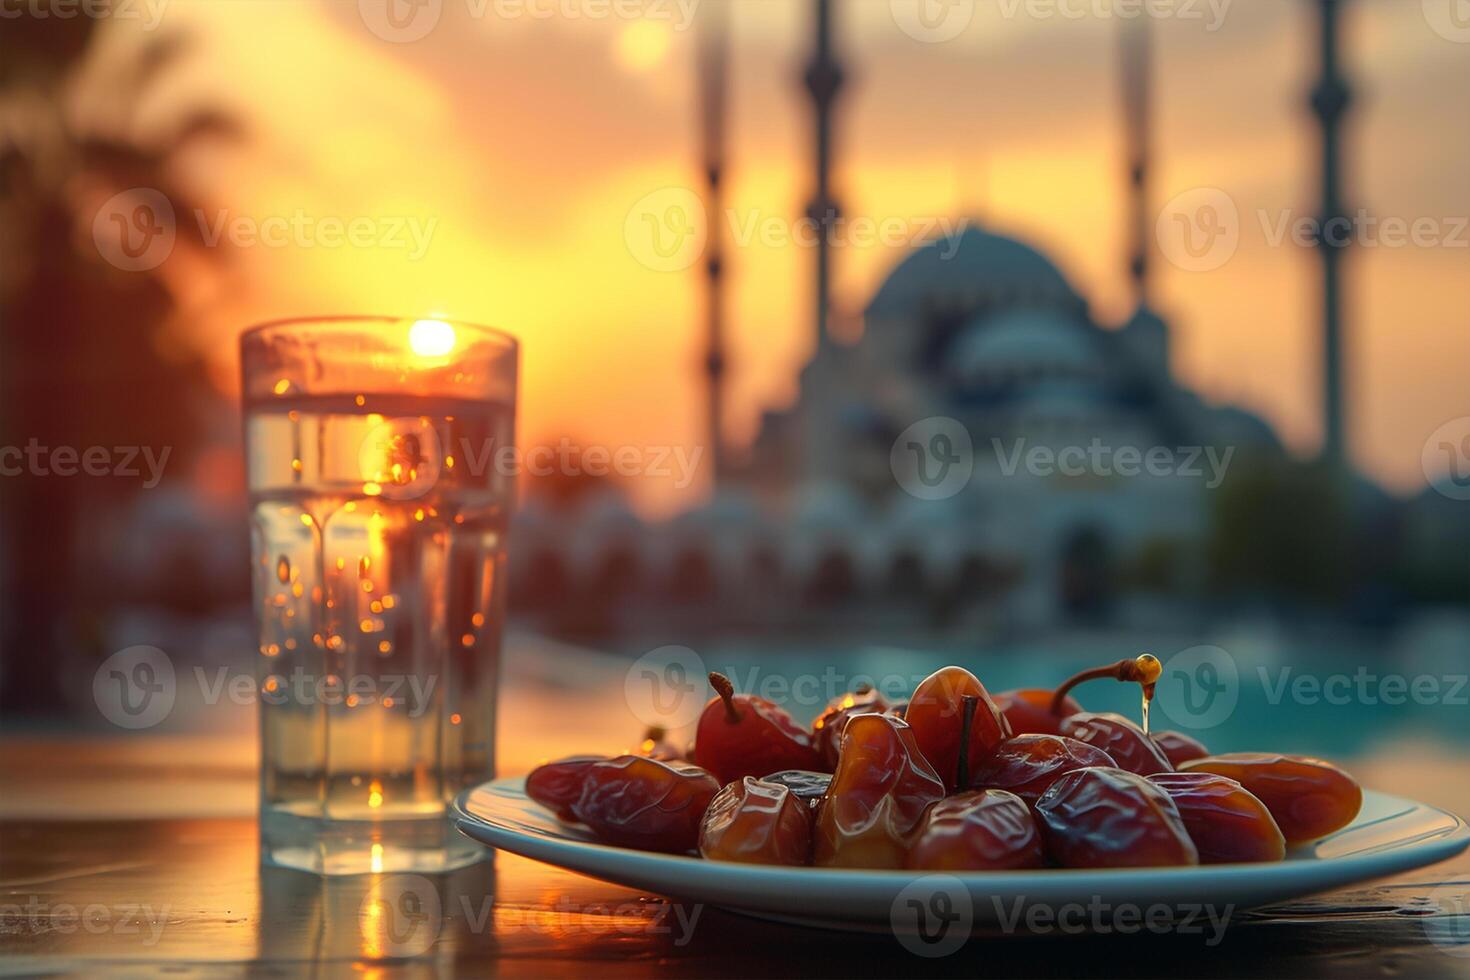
614 21 672 74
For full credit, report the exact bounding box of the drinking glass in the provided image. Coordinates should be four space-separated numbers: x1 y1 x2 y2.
241 315 516 874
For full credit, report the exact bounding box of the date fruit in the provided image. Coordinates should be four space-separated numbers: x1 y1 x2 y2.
993 688 1082 736
1060 712 1173 776
572 755 719 853
1152 730 1209 768
1035 766 1199 868
1179 753 1362 844
906 789 1046 871
969 734 1117 804
760 769 832 812
813 713 946 868
905 666 1011 792
1149 771 1285 864
526 755 603 821
811 685 888 769
694 673 822 785
699 776 813 865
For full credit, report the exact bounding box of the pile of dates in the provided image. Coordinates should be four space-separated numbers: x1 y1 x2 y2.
525 658 1362 870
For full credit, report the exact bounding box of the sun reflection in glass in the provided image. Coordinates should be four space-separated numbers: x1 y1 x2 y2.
409 318 456 358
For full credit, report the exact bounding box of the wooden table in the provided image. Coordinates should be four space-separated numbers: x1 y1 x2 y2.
3 641 1469 977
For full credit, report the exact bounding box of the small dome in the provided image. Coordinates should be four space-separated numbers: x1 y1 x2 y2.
792 481 867 530
1005 380 1113 419
866 225 1080 320
949 309 1099 382
677 488 765 529
886 491 965 535
578 489 642 532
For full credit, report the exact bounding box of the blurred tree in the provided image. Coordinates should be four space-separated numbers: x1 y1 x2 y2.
1058 525 1114 619
0 12 239 715
1207 457 1351 605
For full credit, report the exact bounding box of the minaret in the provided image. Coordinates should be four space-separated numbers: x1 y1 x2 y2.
698 0 730 481
1119 15 1152 308
804 0 843 354
1311 0 1351 469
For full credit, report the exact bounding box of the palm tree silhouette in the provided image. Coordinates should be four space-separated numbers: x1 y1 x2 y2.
0 16 241 715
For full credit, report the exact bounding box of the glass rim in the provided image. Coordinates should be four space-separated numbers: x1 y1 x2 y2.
239 314 518 352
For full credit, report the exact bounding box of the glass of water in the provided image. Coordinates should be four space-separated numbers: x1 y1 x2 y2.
241 316 516 874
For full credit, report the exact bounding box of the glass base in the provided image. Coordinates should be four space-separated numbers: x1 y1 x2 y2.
262 806 487 875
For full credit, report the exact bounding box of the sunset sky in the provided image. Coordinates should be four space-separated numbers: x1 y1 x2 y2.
110 0 1468 514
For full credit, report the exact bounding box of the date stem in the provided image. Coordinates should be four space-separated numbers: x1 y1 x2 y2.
1049 654 1162 717
709 672 742 723
956 694 979 792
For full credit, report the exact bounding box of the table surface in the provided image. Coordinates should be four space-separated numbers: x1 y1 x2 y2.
4 641 1470 978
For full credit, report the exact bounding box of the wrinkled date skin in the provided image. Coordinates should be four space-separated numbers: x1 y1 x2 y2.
760 770 832 812
993 689 1082 736
1152 730 1210 768
699 777 813 866
813 713 947 868
906 789 1046 871
1035 766 1199 868
694 690 823 786
1180 753 1363 844
571 756 720 853
1149 772 1285 864
1061 712 1174 776
969 734 1117 804
526 755 604 821
812 687 889 769
905 667 1012 792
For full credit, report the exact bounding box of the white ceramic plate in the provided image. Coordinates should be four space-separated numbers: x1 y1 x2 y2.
453 778 1469 933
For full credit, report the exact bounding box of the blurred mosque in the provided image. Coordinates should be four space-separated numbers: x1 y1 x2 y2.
91 1 1466 649
508 222 1283 632
507 3 1293 632
503 0 1464 637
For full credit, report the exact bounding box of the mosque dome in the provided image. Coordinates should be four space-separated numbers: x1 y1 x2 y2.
866 225 1082 320
1005 381 1115 422
1209 406 1283 450
948 309 1100 383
